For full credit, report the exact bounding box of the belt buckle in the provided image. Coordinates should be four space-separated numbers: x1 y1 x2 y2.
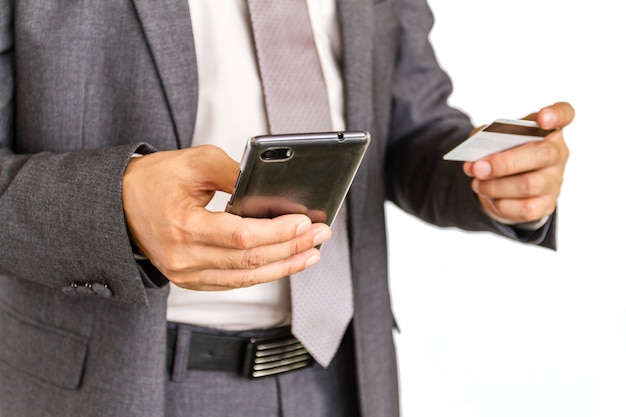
242 334 314 379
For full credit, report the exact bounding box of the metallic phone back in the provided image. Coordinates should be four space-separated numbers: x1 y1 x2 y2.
226 131 370 226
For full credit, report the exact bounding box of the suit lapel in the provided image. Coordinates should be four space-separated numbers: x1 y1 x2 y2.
131 0 198 149
338 0 374 234
338 0 374 131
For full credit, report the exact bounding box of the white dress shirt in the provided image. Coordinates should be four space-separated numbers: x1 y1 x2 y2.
166 0 345 330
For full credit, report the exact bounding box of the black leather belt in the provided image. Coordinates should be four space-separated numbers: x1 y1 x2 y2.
167 327 314 379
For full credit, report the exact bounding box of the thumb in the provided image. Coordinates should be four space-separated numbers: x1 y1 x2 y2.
187 145 240 194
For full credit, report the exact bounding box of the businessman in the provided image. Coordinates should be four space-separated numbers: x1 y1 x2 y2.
0 0 572 416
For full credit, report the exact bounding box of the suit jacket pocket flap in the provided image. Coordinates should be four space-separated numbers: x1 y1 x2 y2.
0 303 88 390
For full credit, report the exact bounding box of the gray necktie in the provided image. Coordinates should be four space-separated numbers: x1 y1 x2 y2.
247 0 354 368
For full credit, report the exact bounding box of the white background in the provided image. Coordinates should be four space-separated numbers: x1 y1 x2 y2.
386 1 626 416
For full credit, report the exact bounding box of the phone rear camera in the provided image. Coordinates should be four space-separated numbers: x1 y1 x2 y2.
260 148 294 161
261 149 278 160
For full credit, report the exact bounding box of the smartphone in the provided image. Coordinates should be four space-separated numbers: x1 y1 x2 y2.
226 131 370 226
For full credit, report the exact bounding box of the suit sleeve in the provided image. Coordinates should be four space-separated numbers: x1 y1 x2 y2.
0 3 160 305
384 0 555 248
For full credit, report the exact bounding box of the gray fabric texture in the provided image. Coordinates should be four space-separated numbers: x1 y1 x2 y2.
0 0 556 416
246 0 354 368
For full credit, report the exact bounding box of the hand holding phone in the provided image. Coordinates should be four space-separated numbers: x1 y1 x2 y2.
123 145 330 291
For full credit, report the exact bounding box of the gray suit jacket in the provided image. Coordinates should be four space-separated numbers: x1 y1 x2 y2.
0 0 555 416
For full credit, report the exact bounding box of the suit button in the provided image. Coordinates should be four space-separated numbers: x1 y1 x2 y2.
61 283 79 296
76 283 94 296
92 282 113 298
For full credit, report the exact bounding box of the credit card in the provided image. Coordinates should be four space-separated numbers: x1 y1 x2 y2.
443 119 555 161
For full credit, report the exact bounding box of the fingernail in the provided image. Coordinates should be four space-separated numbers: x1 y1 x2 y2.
541 109 557 128
305 252 321 268
296 219 311 236
474 160 491 179
313 229 332 246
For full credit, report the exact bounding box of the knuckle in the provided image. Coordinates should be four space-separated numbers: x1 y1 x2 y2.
241 248 265 269
521 173 543 196
289 235 308 255
232 270 257 289
496 153 515 176
163 217 191 246
230 225 254 249
535 144 555 166
158 253 189 275
519 199 544 222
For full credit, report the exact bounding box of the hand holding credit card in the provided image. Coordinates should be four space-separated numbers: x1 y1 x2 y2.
443 119 555 162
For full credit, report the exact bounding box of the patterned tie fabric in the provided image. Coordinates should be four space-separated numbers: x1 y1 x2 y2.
247 0 354 368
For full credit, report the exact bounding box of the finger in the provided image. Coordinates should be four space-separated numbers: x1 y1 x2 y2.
170 247 323 291
208 222 331 270
177 145 240 194
123 146 239 211
138 210 317 265
470 138 562 180
183 211 318 250
479 194 556 224
537 102 575 130
159 221 332 275
462 160 474 177
471 167 561 200
526 102 575 130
